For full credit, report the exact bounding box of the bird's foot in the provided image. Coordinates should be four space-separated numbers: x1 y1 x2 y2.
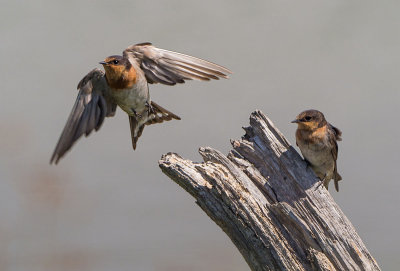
315 174 328 191
315 180 324 191
146 101 155 115
131 108 142 119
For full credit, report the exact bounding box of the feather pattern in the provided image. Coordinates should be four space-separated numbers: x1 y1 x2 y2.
50 69 116 164
123 42 231 85
328 124 342 191
128 101 181 150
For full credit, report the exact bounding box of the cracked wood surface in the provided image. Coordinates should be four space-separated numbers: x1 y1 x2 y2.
158 110 380 271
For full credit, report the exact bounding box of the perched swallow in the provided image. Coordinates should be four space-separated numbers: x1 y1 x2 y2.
292 109 342 191
50 42 231 164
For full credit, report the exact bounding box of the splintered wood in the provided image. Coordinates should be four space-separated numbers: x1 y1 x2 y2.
159 110 380 271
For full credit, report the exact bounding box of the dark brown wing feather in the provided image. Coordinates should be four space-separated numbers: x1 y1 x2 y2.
123 42 232 85
50 69 116 164
128 101 180 150
330 123 342 141
328 123 342 191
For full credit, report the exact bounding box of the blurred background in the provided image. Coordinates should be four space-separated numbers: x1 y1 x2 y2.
1 0 399 270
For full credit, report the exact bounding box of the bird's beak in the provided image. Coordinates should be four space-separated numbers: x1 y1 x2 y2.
291 119 300 123
99 61 107 65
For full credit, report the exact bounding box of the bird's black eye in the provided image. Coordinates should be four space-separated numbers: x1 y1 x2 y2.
304 116 312 121
112 60 119 64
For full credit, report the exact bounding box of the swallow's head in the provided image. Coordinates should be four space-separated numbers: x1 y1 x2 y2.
291 109 327 130
100 55 136 89
100 55 127 73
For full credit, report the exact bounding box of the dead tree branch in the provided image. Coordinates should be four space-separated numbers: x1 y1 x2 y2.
159 110 380 271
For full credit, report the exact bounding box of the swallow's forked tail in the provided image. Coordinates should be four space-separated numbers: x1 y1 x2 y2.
128 101 181 150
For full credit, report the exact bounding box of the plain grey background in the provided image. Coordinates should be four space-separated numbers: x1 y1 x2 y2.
1 1 399 270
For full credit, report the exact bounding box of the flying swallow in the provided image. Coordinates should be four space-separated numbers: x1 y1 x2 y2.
50 42 231 164
292 109 342 191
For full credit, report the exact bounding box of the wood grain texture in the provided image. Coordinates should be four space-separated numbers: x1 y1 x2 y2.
159 110 380 271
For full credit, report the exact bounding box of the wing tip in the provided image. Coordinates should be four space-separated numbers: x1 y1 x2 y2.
49 153 60 165
134 42 153 46
49 157 55 165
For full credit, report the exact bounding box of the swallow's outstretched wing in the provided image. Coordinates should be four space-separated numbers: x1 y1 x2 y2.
50 69 116 164
328 124 342 191
123 42 232 85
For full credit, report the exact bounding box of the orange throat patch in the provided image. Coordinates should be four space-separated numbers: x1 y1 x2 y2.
296 124 327 144
104 65 137 90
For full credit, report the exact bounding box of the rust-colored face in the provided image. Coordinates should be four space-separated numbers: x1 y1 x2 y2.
100 55 136 89
291 109 326 130
100 56 125 78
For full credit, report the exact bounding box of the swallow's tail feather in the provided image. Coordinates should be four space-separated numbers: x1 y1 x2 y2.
145 101 181 125
128 101 181 150
334 172 342 192
128 116 145 150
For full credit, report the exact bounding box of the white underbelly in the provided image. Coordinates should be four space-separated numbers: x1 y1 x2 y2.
299 142 335 178
110 84 149 115
299 141 330 164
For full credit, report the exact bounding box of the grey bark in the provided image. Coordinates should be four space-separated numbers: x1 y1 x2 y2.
158 110 380 271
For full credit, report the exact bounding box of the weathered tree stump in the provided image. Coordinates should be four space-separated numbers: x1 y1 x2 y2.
158 110 380 271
